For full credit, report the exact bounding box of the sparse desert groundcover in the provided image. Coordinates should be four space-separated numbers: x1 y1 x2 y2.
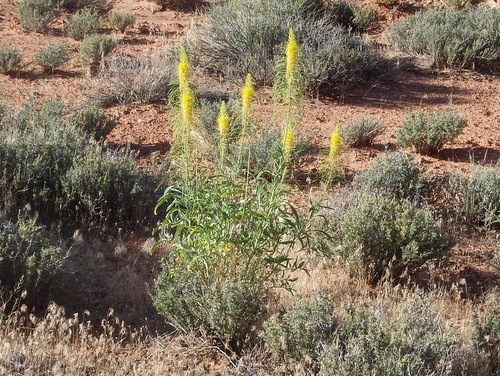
0 0 500 374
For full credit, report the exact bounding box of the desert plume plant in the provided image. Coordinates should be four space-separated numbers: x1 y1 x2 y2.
218 100 230 161
320 125 344 184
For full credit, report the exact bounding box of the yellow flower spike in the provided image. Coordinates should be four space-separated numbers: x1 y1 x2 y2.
286 28 298 83
218 101 230 138
329 125 341 162
284 125 294 158
241 73 254 119
178 45 190 91
181 88 194 124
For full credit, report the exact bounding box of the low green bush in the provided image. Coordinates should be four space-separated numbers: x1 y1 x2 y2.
62 0 113 13
327 0 378 34
0 217 65 308
34 43 71 73
342 117 385 147
319 190 452 283
110 12 136 33
356 151 430 200
67 106 116 140
391 8 500 70
152 171 318 352
88 53 175 105
319 295 458 376
0 99 157 231
79 34 117 64
396 107 467 155
447 165 500 229
0 47 22 74
18 0 61 33
66 8 102 41
193 0 385 93
475 311 500 376
262 293 338 362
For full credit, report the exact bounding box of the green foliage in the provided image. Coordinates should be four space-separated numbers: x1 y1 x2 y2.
356 151 429 200
327 0 379 34
319 295 457 376
447 165 500 229
62 0 113 14
110 12 136 33
193 0 385 93
396 107 467 155
79 34 117 64
89 54 175 105
18 0 61 33
342 117 385 147
262 293 338 362
0 99 157 231
391 8 500 70
152 171 318 351
66 8 103 41
0 217 65 308
475 311 500 376
34 43 71 73
67 106 116 140
0 47 22 74
319 190 452 283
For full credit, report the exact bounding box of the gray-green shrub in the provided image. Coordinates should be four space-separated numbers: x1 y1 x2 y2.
18 0 61 33
0 47 22 74
0 217 65 308
391 8 500 70
79 34 117 64
447 165 500 229
327 0 378 34
34 43 71 73
356 151 429 200
66 8 102 41
88 54 175 105
319 295 458 376
67 106 116 140
319 190 452 283
262 293 338 362
193 0 385 93
342 117 385 147
109 12 136 33
475 311 500 376
396 107 467 155
0 99 157 231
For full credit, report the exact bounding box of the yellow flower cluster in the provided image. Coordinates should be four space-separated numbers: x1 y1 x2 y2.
218 101 230 138
178 45 190 91
242 73 254 119
284 125 294 158
286 28 298 83
329 125 341 162
181 88 194 124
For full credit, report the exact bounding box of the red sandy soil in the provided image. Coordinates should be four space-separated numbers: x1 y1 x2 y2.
1 0 499 296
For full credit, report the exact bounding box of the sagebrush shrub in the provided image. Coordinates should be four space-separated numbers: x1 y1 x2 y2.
0 99 158 231
319 295 458 376
447 165 500 229
66 8 102 41
342 117 385 147
0 47 22 74
396 107 467 155
62 0 113 13
193 0 384 93
110 12 136 33
475 312 500 376
262 293 338 362
356 151 430 200
34 43 71 73
79 34 117 64
18 0 61 33
327 0 378 34
391 8 500 70
0 217 65 308
67 106 116 140
319 189 452 283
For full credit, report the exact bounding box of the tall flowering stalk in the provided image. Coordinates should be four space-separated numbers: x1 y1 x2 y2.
329 125 341 164
237 73 254 169
321 125 344 185
286 28 298 86
178 45 190 92
218 100 230 162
